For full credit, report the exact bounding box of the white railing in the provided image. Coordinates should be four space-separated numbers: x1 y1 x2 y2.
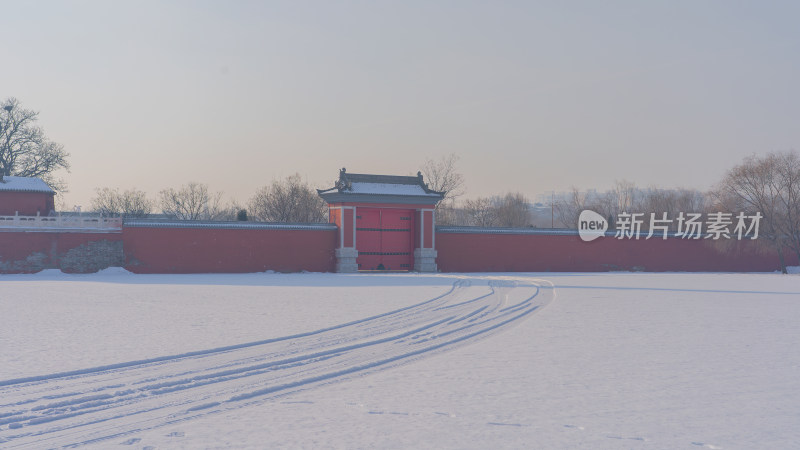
0 214 122 230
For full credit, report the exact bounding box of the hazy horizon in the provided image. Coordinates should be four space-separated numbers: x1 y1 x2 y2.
3 1 798 210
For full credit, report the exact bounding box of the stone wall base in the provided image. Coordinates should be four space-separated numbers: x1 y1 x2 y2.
335 247 359 273
414 248 438 272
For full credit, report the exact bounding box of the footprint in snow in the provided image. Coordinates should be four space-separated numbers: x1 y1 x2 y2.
487 422 524 427
120 437 141 445
607 435 646 441
167 431 185 437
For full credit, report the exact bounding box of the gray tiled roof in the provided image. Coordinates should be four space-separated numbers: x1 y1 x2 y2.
123 219 337 231
0 176 55 194
317 168 445 205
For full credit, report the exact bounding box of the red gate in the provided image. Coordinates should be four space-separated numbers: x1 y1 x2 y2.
356 208 414 270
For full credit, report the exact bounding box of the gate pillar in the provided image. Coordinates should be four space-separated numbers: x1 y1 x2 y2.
330 205 358 273
414 208 438 272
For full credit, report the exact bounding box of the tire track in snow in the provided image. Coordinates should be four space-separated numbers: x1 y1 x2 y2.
0 280 468 390
0 278 554 449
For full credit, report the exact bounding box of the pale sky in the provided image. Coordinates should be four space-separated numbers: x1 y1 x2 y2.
3 0 799 209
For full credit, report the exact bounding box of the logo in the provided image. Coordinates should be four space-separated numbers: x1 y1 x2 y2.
578 210 608 242
577 210 762 241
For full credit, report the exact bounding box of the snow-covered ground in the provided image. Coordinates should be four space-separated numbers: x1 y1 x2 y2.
1 270 799 449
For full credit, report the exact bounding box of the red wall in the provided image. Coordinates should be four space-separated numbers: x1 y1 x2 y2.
123 226 337 273
0 231 121 273
0 192 55 216
4 225 795 274
435 232 798 272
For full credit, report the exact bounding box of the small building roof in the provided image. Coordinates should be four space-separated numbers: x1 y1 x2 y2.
0 176 55 194
317 168 444 205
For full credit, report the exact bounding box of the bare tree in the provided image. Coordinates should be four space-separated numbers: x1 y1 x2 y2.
634 187 707 231
554 187 591 228
492 192 532 227
420 153 465 205
433 201 461 226
773 151 800 261
248 174 327 223
463 197 497 227
673 188 708 217
159 182 226 220
459 194 532 227
91 188 153 218
0 98 69 190
554 183 709 231
218 201 249 222
714 152 793 273
580 180 639 227
612 180 638 214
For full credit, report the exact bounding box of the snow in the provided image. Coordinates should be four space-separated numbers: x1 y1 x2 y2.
92 266 135 276
1 271 799 449
0 272 448 379
347 182 440 196
0 176 54 193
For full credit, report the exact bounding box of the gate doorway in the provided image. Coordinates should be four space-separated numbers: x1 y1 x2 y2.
356 208 414 271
